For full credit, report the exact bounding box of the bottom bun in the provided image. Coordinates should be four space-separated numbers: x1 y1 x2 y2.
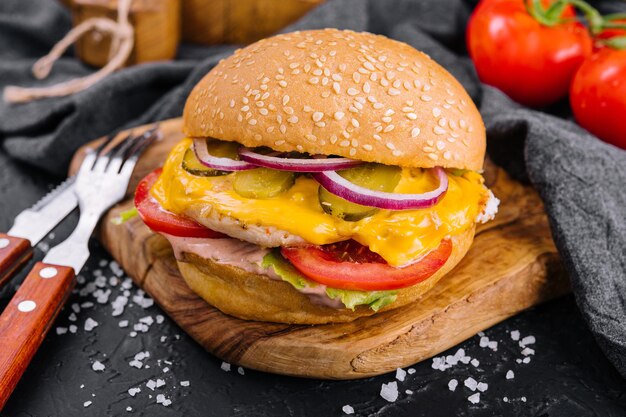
177 227 475 324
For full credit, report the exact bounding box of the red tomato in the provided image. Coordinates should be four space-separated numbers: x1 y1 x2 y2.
467 0 592 107
570 48 626 150
134 168 225 238
281 239 452 291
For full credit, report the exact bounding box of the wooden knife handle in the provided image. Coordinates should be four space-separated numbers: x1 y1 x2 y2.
0 233 33 289
0 262 75 410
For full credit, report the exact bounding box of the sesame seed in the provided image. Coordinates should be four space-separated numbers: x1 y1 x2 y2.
279 125 286 134
407 113 418 120
439 118 447 127
229 99 235 108
259 108 268 116
373 134 382 141
321 91 331 98
351 139 359 147
421 95 432 102
333 82 341 94
339 63 347 72
340 140 350 147
381 78 389 87
373 102 384 109
330 135 338 144
385 70 396 80
347 88 359 96
349 106 359 113
237 114 243 122
282 95 290 106
384 124 395 132
289 62 299 69
459 119 467 128
423 84 431 92
386 142 396 150
284 107 294 115
313 69 323 76
388 88 401 96
315 122 326 128
349 148 357 156
305 134 317 142
382 116 392 123
309 77 319 84
254 133 262 140
242 97 249 104
353 72 361 83
241 105 250 112
364 62 375 71
303 105 313 112
436 141 445 150
363 144 373 151
367 96 377 103
447 137 456 142
351 119 360 128
434 126 446 135
433 108 441 117
363 82 371 93
411 127 421 138
248 119 257 125
279 81 287 87
266 126 275 133
443 151 452 160
287 116 299 124
333 111 345 121
342 130 350 139
384 109 395 117
275 140 286 145
426 153 439 161
256 101 264 107
392 150 403 156
370 73 378 81
313 112 324 122
423 146 435 152
262 92 269 100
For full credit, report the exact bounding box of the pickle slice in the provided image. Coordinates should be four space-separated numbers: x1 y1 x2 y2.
233 168 295 199
318 163 401 221
181 139 241 177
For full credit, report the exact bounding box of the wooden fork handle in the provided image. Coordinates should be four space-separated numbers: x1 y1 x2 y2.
0 262 75 410
0 233 33 289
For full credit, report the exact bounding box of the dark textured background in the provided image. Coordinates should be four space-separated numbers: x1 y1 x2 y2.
1 0 626 415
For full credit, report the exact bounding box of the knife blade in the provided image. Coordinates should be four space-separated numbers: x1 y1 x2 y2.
0 177 78 287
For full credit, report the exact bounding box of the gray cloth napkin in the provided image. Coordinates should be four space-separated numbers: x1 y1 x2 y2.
1 0 625 376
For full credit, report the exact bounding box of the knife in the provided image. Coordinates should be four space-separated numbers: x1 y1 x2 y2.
0 177 77 287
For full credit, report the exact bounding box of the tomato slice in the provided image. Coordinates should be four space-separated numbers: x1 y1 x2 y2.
134 168 225 238
281 239 452 291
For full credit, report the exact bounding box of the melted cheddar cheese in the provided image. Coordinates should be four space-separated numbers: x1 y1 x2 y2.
152 138 489 267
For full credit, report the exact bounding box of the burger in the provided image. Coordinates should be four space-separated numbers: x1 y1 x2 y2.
134 29 499 324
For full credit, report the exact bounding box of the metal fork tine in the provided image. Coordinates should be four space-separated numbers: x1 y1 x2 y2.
105 131 139 173
120 129 160 176
79 152 97 175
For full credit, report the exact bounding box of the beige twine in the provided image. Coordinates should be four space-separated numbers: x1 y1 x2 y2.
3 0 134 104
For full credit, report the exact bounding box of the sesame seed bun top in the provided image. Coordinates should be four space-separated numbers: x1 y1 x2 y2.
183 29 485 170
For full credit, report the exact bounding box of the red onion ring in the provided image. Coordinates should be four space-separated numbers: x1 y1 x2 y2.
238 147 363 172
312 167 448 210
193 139 255 171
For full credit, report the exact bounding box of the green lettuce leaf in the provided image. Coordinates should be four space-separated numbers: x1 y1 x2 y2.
111 207 138 225
261 251 397 311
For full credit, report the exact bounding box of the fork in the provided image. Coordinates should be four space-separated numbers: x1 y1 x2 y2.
0 127 159 409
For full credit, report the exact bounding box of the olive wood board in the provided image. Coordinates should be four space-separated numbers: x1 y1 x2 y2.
69 118 570 379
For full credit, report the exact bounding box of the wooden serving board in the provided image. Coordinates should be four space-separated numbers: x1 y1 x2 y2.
69 118 570 379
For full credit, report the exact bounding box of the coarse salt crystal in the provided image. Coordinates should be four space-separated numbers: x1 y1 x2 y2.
521 347 535 356
396 368 407 382
479 336 489 347
238 366 245 375
56 327 68 335
506 370 515 379
84 318 98 331
92 361 105 372
180 381 190 387
160 336 167 342
523 357 531 364
470 359 480 367
69 325 77 334
510 330 520 341
156 315 165 324
119 320 129 328
407 368 416 375
156 379 165 388
503 396 509 402
83 401 92 408
342 405 355 415
405 389 413 394
221 362 231 372
146 380 156 390
468 393 480 404
128 387 141 397
448 379 458 391
488 341 498 351
477 382 488 392
520 336 536 346
126 406 132 412
129 360 143 369
521 396 527 402
380 381 399 402
464 377 478 391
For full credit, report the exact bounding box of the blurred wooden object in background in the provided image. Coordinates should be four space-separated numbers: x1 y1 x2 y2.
72 0 180 67
181 0 325 45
